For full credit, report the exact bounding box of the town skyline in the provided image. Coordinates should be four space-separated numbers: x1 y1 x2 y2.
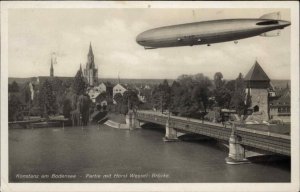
8 8 291 80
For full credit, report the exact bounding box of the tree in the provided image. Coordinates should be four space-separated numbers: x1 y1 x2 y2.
22 83 32 104
214 72 224 89
65 91 79 111
192 74 211 113
123 89 140 111
192 84 209 113
50 77 64 114
225 80 236 93
168 74 212 118
19 83 34 117
150 85 161 111
114 93 123 113
231 73 247 117
213 72 232 108
78 95 91 125
190 74 211 119
39 79 56 118
9 95 22 121
245 87 252 110
62 98 72 118
149 80 171 113
215 87 232 108
159 79 171 112
30 87 41 116
170 81 181 113
73 68 87 95
169 79 192 116
9 81 19 93
224 80 236 108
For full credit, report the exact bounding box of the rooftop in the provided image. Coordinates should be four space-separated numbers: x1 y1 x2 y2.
244 61 270 81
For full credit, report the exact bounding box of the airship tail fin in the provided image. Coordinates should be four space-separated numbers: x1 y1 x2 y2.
259 12 283 36
260 29 281 37
259 12 281 20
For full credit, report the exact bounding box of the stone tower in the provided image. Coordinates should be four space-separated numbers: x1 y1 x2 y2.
84 42 98 86
244 61 270 121
50 58 54 77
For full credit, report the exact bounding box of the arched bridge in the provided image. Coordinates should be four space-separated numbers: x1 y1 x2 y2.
130 110 290 164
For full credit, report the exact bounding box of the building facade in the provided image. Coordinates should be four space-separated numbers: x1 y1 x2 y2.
84 43 98 86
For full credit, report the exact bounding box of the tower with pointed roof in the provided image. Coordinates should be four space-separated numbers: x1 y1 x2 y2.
244 61 271 120
50 58 54 77
84 42 98 86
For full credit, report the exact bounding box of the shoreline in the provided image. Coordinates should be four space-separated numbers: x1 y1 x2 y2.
104 120 129 130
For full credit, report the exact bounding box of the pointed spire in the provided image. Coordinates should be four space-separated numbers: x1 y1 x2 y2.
50 57 54 77
79 63 82 72
88 42 93 56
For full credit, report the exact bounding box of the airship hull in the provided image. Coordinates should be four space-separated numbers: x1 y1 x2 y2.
136 19 290 48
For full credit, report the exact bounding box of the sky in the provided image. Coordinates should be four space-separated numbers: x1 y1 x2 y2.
8 8 291 80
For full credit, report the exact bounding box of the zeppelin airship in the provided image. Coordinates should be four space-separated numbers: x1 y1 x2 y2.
136 12 291 49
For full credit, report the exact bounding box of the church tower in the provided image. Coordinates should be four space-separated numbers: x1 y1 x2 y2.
244 61 271 120
84 42 98 86
50 58 54 77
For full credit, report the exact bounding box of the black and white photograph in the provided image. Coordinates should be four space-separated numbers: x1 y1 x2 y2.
1 1 299 192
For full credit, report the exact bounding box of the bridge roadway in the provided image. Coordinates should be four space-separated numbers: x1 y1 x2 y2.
135 110 290 156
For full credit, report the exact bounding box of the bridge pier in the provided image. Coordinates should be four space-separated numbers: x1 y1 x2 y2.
163 119 179 142
226 124 249 164
126 110 141 130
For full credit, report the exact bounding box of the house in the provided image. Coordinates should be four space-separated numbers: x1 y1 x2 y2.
87 82 111 103
269 87 291 122
97 83 107 93
113 83 127 97
112 83 128 104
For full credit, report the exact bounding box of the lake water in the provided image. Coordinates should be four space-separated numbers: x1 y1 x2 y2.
9 124 290 183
